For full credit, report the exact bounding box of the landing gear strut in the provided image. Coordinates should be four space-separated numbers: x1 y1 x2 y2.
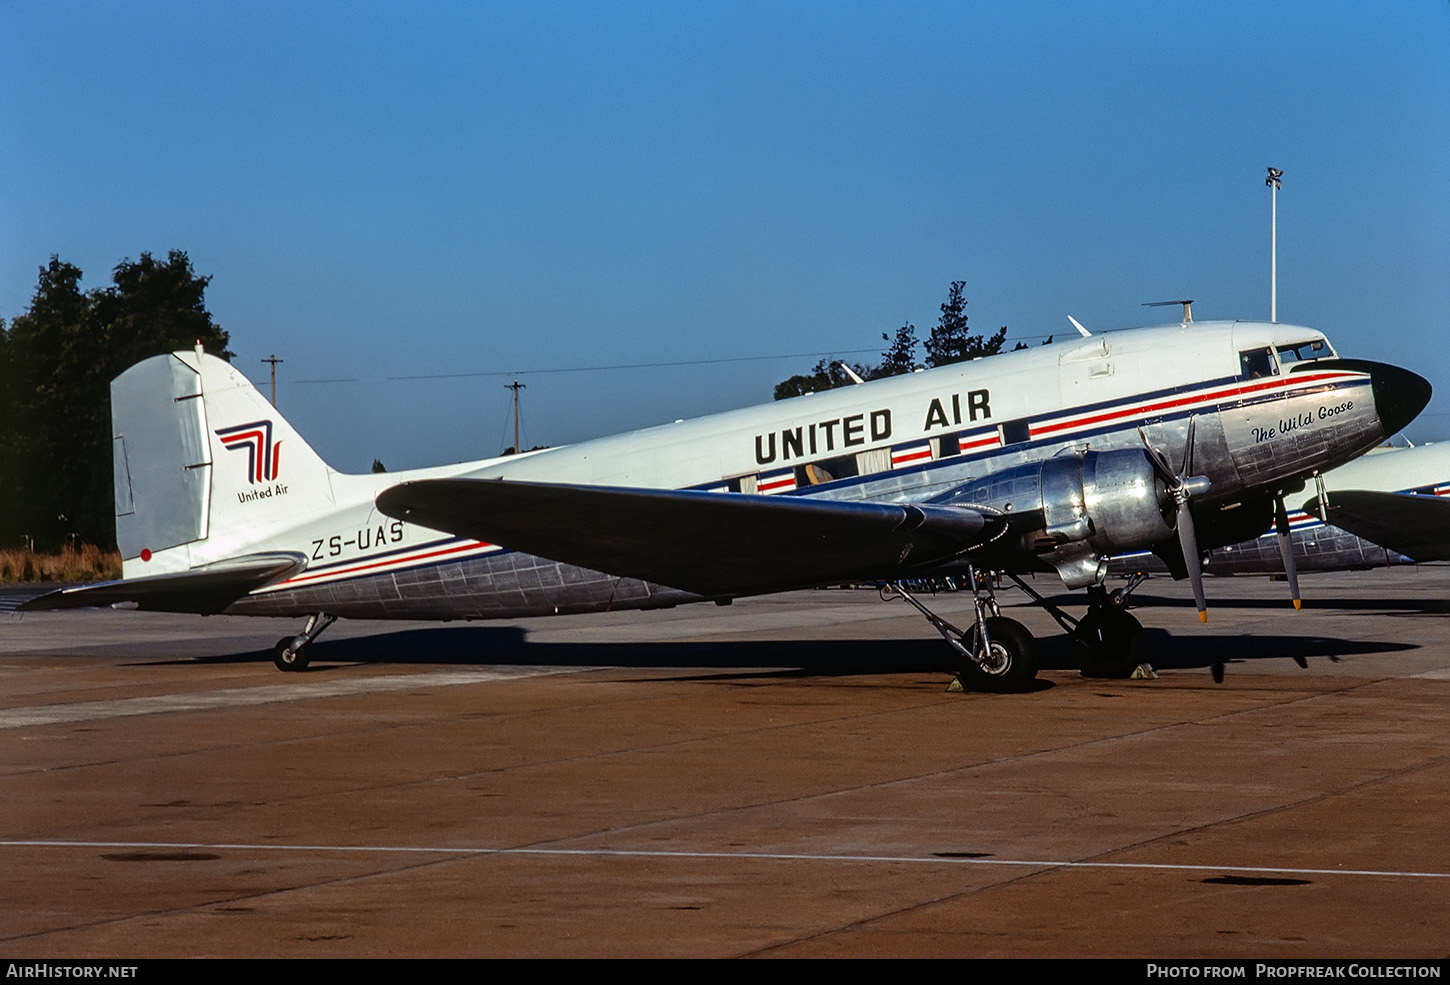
888 566 1038 693
1072 586 1147 679
273 611 336 672
993 572 1151 680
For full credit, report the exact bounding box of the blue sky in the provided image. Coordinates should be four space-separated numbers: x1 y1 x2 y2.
3 1 1447 471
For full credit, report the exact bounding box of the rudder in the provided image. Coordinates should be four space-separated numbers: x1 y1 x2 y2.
112 347 336 572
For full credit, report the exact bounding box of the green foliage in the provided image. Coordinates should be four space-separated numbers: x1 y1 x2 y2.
924 281 1006 368
876 322 919 378
1012 334 1053 351
772 281 1008 400
0 251 230 548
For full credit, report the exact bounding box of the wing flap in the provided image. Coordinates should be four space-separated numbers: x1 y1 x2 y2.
17 552 307 613
1306 491 1450 562
376 479 1000 597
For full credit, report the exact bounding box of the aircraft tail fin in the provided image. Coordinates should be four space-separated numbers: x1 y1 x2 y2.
111 347 336 574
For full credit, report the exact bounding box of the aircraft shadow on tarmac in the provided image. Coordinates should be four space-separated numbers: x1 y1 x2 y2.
183 623 1416 682
1103 590 1450 616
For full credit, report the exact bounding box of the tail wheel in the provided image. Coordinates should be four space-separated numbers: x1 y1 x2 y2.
1074 607 1145 678
273 637 312 672
958 617 1038 693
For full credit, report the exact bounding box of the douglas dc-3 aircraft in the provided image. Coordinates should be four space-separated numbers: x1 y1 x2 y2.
22 319 1431 691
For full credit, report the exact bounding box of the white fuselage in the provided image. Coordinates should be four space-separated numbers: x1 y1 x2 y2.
119 320 1398 616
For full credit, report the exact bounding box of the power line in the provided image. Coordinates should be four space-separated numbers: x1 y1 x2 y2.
267 339 1057 388
279 348 885 386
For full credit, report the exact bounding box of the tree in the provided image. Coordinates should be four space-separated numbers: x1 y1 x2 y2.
771 281 1009 399
873 322 918 378
0 317 17 540
2 258 93 548
1012 334 1053 351
924 281 1006 368
93 250 233 370
0 251 231 548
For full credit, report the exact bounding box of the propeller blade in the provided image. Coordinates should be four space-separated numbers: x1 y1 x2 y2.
1142 424 1211 622
1274 496 1302 610
1137 428 1177 485
1179 414 1198 478
1176 498 1207 623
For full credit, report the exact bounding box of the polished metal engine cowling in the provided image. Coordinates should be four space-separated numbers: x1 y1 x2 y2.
933 449 1175 588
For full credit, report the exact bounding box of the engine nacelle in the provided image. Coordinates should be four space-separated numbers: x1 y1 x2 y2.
933 449 1174 588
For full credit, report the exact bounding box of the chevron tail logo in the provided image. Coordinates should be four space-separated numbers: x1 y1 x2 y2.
216 420 282 484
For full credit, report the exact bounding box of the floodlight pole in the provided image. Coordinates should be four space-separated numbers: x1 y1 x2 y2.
1267 167 1283 322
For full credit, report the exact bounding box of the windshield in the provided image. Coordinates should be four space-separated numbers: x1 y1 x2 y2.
1239 347 1276 379
1276 339 1334 364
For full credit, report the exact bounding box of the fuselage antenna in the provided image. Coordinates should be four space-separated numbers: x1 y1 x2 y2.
1143 299 1194 324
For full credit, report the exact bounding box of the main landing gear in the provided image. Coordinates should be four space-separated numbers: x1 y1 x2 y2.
887 567 1039 693
889 568 1153 691
273 611 336 672
987 572 1151 680
1071 586 1148 679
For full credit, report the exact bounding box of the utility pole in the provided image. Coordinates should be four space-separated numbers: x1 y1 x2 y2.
261 354 284 407
1267 167 1283 322
505 380 525 454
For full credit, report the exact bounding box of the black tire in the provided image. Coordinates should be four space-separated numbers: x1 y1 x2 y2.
273 636 311 672
958 617 1038 693
1074 607 1145 678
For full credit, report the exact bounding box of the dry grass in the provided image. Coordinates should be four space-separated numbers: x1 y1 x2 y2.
0 544 121 584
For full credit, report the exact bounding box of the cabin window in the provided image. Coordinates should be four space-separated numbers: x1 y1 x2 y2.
795 453 860 487
856 448 891 476
936 433 961 458
1238 347 1277 380
998 418 1031 446
1276 339 1332 364
710 475 757 494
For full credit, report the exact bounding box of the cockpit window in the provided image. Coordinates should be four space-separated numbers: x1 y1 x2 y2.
1276 339 1332 364
1238 347 1277 379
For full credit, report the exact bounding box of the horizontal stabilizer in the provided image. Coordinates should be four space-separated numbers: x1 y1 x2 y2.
18 552 307 614
376 479 1000 597
1306 491 1450 562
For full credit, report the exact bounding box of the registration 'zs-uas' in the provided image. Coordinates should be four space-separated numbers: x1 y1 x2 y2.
25 318 1431 690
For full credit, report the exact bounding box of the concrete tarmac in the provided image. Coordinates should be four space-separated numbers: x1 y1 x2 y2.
2 567 1449 959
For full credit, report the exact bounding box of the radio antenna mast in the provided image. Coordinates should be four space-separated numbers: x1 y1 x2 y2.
1143 300 1195 324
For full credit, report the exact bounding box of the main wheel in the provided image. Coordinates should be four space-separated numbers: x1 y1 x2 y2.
273 636 312 672
957 616 1038 693
1074 607 1145 678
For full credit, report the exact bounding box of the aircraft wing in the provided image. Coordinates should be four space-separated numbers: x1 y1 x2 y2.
1306 491 1450 562
17 552 307 614
376 479 1004 597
